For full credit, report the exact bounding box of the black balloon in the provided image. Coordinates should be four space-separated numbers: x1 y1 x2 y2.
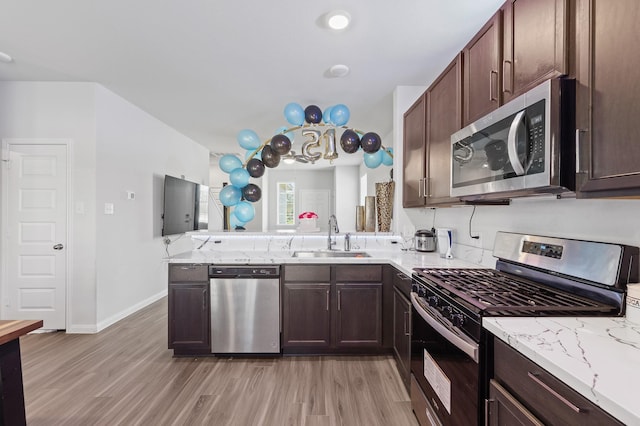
270 134 292 155
242 183 262 202
261 145 281 168
304 105 322 124
360 132 382 153
246 158 265 178
340 129 361 154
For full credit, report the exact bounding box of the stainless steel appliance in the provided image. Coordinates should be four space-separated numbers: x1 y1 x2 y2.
410 232 638 426
209 265 280 354
450 78 575 200
415 229 437 252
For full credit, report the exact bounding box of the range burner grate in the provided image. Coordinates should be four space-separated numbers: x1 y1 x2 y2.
414 268 617 315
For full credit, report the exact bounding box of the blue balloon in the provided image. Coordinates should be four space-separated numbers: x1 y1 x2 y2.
229 168 250 188
364 150 383 169
219 154 242 173
234 201 255 222
330 104 350 126
245 149 262 161
237 129 261 150
219 185 242 207
229 211 246 229
284 103 304 126
382 148 394 166
323 106 334 124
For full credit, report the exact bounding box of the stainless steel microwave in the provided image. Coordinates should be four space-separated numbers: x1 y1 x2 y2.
450 78 575 200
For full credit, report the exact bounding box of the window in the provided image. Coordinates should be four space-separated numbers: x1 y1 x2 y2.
277 182 295 226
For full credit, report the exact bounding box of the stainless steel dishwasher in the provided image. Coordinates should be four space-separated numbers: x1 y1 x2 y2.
208 265 280 354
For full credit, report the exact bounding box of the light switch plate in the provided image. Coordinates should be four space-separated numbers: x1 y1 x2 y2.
104 203 114 215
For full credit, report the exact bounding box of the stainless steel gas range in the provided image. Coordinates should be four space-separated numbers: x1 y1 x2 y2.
409 232 639 426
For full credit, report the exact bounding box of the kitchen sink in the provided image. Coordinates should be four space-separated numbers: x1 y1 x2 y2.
291 250 370 258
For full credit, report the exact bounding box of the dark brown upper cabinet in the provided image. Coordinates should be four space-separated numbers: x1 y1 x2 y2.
402 94 427 208
501 0 569 103
575 0 640 197
426 55 463 205
463 11 502 126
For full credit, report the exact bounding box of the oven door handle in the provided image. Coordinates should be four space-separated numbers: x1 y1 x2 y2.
411 292 480 363
507 110 527 176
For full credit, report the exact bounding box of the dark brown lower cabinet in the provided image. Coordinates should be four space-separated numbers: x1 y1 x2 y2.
282 264 385 354
392 286 411 390
335 283 382 347
168 282 210 354
488 379 543 426
490 338 624 425
282 283 331 347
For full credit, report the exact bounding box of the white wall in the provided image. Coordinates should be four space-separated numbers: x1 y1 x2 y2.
94 85 209 329
0 81 210 332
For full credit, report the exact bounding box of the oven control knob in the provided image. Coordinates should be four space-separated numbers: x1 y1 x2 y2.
427 296 439 307
411 283 419 293
451 314 465 327
442 306 453 316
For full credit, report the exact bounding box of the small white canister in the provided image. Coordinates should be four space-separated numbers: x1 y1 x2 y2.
626 283 640 324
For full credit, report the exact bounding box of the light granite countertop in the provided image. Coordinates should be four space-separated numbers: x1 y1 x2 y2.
167 248 479 277
484 317 640 425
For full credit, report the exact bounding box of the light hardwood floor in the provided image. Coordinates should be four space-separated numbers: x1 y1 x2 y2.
19 298 418 425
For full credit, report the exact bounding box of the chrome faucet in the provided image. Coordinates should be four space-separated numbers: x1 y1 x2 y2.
328 214 339 250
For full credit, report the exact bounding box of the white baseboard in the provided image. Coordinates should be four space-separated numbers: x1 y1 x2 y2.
66 324 98 334
65 290 167 334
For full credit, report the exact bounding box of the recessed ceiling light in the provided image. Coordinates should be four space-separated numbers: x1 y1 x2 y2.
328 64 350 78
326 10 351 30
0 51 13 63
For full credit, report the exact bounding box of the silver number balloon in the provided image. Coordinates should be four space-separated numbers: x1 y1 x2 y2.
301 129 322 163
323 128 338 160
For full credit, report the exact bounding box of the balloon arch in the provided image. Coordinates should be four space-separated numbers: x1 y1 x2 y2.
218 103 393 228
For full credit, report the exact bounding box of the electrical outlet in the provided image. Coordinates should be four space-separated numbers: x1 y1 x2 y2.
471 232 483 248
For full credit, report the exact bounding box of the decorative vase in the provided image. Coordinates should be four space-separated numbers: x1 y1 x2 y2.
375 181 394 232
355 206 365 232
364 196 376 232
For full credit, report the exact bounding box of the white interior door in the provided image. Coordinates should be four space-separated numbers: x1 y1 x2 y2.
2 142 68 329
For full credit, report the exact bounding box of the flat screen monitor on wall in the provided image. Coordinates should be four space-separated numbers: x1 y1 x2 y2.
162 175 208 236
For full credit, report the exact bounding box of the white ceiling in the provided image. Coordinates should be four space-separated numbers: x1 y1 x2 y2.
0 0 504 159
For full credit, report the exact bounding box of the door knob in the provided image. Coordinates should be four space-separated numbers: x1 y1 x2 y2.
53 243 64 250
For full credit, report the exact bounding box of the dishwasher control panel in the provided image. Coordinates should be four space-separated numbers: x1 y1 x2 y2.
208 265 280 278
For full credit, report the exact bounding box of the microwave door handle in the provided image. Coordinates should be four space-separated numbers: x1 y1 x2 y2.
507 110 527 176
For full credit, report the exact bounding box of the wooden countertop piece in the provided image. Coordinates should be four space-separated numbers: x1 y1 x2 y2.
0 320 43 346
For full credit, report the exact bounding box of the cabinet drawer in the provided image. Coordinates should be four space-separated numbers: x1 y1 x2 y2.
169 264 208 282
284 265 330 282
494 339 623 426
335 265 382 282
392 268 412 298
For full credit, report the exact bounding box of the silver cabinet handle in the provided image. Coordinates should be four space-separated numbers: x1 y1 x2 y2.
326 290 330 311
575 129 587 174
527 372 582 413
404 311 410 336
485 398 494 426
337 290 341 311
417 178 423 198
53 243 64 250
503 60 512 94
202 289 207 311
489 70 499 101
396 273 411 282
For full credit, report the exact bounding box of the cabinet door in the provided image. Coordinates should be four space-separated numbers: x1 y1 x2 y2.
335 283 382 347
488 379 543 426
502 0 568 102
392 287 411 390
426 55 462 205
282 283 331 347
463 11 502 125
403 94 427 208
168 283 210 352
576 0 640 197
